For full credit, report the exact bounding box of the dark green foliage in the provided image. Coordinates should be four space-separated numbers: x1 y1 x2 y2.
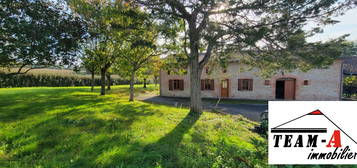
0 0 87 73
271 165 357 168
342 42 357 57
254 111 268 137
137 0 355 73
0 73 128 88
255 120 268 137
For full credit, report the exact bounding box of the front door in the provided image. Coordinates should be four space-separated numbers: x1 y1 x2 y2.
284 79 296 100
221 79 229 98
275 80 285 99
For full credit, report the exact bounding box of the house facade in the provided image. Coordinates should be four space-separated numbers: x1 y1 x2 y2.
160 60 343 100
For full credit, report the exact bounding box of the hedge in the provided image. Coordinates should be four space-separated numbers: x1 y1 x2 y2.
0 73 129 88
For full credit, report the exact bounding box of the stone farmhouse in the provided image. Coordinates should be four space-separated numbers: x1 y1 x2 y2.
160 57 343 100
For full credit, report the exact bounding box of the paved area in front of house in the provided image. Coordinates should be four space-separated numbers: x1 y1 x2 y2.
139 96 267 121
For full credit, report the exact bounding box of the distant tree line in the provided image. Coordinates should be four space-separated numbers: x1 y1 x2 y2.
0 72 129 88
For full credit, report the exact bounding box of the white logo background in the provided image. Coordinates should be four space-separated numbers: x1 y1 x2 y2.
269 101 357 164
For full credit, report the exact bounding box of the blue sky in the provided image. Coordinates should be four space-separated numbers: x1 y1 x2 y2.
307 7 357 42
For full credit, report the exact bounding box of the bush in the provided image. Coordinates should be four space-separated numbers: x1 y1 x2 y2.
254 110 268 137
212 138 268 168
343 75 357 99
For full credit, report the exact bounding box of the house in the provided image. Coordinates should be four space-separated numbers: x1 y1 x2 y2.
160 57 343 100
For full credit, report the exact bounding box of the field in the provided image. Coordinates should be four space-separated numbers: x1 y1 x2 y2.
0 85 267 168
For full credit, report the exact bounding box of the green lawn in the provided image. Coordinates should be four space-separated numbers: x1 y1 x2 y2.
0 85 267 168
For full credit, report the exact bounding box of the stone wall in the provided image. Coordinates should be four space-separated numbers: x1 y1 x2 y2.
160 60 342 100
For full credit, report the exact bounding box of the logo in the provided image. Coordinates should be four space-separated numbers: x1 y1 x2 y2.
269 101 357 164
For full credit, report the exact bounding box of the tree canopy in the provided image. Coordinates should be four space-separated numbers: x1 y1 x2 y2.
0 0 88 74
135 0 356 113
113 8 160 101
69 0 137 95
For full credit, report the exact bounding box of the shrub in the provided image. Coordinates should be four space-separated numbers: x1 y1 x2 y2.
254 111 268 137
343 75 357 99
212 138 268 168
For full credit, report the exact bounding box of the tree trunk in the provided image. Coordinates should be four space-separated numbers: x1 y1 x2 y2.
188 22 203 114
91 71 94 92
129 71 135 102
154 76 158 86
100 68 106 95
143 78 147 88
189 55 203 114
106 73 111 90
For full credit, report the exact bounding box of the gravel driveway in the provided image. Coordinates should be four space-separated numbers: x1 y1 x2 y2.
140 96 267 121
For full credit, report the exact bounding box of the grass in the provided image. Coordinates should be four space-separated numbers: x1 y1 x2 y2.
0 85 267 168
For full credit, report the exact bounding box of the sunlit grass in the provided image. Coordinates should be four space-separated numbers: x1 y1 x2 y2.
0 85 266 168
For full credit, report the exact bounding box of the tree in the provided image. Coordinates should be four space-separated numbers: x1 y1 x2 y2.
114 11 159 101
82 48 100 91
115 39 159 101
136 0 355 114
342 41 357 57
139 57 163 88
0 0 87 75
151 58 163 87
69 0 133 95
106 67 113 90
81 40 115 95
139 68 150 88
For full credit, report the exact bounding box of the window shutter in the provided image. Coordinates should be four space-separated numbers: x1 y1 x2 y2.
211 79 214 90
238 79 243 90
201 79 205 90
248 79 253 91
180 80 184 90
169 80 173 90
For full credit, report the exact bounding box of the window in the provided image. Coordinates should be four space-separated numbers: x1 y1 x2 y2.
264 80 270 86
238 79 253 91
205 67 209 74
304 80 309 85
167 70 171 75
201 79 214 90
223 69 227 73
169 80 184 90
221 80 228 89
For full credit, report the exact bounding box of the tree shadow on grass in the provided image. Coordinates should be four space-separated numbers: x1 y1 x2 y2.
124 103 268 168
1 87 267 167
0 88 102 123
2 102 155 167
0 88 157 167
138 112 202 168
